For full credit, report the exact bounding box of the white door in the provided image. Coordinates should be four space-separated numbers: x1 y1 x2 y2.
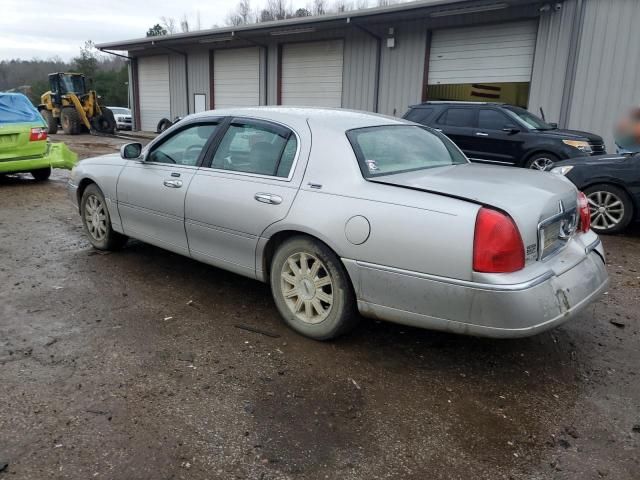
137 55 170 131
281 40 343 107
428 21 537 85
213 47 260 108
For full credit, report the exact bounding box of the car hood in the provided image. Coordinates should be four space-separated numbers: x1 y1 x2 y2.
78 153 125 166
371 163 579 246
538 128 603 143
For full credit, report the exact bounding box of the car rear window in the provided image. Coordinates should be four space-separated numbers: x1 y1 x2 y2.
436 108 475 128
347 125 468 178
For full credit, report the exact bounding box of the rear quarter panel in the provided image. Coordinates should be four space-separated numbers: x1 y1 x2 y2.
262 120 480 281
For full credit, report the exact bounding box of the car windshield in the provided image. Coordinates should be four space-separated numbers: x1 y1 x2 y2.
347 125 468 178
110 107 130 115
504 106 555 130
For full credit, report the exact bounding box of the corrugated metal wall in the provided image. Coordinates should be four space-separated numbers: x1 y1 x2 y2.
187 50 211 114
378 20 427 116
168 54 188 118
566 0 640 151
342 28 377 111
528 0 578 125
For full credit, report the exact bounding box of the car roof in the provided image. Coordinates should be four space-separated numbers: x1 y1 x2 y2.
187 107 408 131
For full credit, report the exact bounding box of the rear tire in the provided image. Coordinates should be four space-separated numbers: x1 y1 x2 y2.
584 184 634 234
61 107 81 135
525 152 559 171
157 119 172 133
31 167 51 181
40 109 58 134
270 236 359 340
80 184 128 250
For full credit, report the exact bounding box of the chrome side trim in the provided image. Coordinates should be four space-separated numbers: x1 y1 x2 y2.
468 157 512 165
354 260 555 292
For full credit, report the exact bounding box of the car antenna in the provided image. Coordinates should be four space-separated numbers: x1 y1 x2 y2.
539 107 546 122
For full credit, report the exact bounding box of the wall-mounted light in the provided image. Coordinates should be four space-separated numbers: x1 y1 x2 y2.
387 27 395 49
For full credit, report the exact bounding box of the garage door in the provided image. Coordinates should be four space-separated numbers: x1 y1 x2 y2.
137 55 170 131
428 21 537 85
213 47 260 109
281 40 343 107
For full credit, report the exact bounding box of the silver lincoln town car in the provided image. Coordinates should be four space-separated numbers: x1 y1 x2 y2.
68 107 609 340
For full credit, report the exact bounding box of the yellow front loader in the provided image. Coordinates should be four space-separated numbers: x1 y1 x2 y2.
38 73 116 135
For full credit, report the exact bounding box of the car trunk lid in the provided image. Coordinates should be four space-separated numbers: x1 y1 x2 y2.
370 163 580 263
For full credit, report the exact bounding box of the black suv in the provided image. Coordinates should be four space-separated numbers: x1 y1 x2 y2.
404 102 605 170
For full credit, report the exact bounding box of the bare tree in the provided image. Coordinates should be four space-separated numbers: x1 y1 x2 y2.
160 16 176 34
238 0 252 23
195 11 202 30
333 0 353 12
267 0 287 20
313 0 326 15
355 0 368 9
376 0 397 6
180 14 190 33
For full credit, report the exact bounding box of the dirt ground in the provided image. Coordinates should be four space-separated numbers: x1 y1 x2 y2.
1 133 639 480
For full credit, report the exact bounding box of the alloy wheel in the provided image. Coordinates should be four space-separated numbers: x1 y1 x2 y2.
587 190 624 231
84 194 108 241
280 252 333 324
529 157 555 171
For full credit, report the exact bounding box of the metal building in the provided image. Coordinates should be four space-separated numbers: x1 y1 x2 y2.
97 0 640 151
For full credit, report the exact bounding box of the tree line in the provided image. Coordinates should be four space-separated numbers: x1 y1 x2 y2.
146 0 401 36
0 41 129 107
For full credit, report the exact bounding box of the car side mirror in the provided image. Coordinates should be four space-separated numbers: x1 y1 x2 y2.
120 142 142 159
502 125 520 134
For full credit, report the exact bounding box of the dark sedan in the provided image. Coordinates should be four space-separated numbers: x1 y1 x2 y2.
552 153 640 233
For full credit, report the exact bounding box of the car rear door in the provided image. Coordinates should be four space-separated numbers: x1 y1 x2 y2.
468 108 525 166
116 121 221 255
184 117 303 278
433 107 477 157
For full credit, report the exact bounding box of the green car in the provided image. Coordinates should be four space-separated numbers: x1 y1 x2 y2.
0 92 77 180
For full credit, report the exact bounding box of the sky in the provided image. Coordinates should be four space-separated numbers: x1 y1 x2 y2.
1 0 307 61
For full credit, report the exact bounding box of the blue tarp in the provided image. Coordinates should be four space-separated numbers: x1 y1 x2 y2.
0 92 44 125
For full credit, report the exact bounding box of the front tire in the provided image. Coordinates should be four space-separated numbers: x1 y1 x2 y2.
584 184 634 234
270 236 359 340
525 152 559 171
80 184 128 250
61 107 81 135
31 167 51 181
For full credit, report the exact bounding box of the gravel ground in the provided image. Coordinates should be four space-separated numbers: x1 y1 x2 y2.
0 134 638 480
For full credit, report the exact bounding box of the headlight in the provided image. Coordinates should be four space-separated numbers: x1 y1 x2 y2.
551 165 574 175
562 139 592 153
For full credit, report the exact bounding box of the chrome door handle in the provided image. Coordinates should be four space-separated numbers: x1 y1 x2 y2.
434 128 443 132
163 179 183 188
475 132 489 136
254 193 282 205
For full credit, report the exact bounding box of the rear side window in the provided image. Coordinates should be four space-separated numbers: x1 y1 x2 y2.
437 108 475 128
478 109 512 130
404 107 434 124
210 120 297 178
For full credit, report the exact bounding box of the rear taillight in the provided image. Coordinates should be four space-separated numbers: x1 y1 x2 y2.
577 191 590 232
473 207 525 273
29 127 47 142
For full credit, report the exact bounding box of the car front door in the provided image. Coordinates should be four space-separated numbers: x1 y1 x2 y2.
468 108 525 166
434 107 477 157
185 117 304 278
116 121 220 255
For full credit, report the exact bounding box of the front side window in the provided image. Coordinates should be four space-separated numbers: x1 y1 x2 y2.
347 125 468 178
478 109 512 130
210 120 297 178
437 108 475 128
147 123 218 166
504 106 554 130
